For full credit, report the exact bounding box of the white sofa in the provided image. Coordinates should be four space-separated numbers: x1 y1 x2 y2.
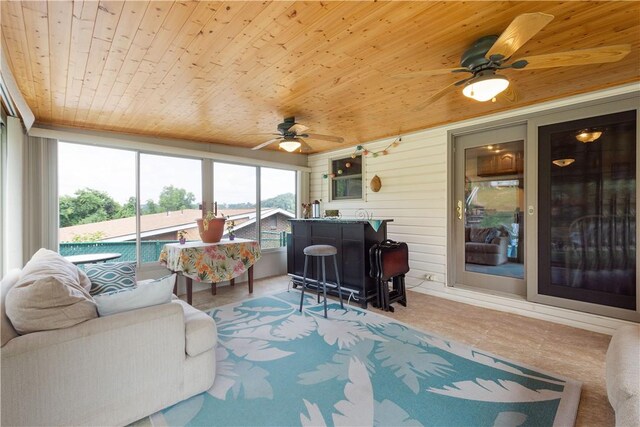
1 268 217 426
606 324 640 427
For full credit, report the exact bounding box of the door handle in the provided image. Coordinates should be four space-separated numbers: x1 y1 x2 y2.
456 200 463 220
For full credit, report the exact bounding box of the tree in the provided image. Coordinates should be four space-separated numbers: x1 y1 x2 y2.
158 185 196 212
261 192 295 213
59 195 77 228
142 199 159 215
58 188 122 227
71 231 106 242
116 196 137 218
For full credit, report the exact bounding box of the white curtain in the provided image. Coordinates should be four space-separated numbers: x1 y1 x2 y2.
22 135 57 261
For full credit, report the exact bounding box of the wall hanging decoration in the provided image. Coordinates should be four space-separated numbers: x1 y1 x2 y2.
355 208 373 221
351 136 402 158
324 209 341 218
370 175 382 192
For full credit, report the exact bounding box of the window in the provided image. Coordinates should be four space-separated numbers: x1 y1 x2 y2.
58 142 136 262
214 162 257 240
140 154 202 262
331 154 362 200
58 143 300 263
260 168 296 248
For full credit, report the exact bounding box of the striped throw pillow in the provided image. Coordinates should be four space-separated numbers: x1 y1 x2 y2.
85 262 136 296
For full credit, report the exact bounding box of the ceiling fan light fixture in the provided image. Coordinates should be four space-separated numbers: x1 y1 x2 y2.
279 138 301 152
575 129 603 143
462 73 509 102
552 158 576 167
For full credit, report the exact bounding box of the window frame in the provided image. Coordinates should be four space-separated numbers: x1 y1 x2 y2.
259 166 298 248
328 153 364 202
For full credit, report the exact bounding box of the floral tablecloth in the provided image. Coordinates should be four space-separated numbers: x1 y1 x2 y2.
159 239 261 283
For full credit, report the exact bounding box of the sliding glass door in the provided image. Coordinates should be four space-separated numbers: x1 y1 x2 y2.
454 125 527 295
537 110 636 310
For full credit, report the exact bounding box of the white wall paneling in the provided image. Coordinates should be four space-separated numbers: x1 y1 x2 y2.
309 128 449 287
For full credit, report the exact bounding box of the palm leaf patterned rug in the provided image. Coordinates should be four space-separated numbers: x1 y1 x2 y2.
150 291 581 426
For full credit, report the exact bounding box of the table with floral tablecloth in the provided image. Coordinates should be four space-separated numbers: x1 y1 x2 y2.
159 239 261 304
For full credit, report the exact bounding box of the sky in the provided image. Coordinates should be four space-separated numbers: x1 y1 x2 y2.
58 142 296 205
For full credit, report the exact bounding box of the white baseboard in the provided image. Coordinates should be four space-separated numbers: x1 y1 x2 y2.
411 282 636 335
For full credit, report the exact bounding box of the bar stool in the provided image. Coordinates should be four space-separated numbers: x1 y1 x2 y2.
299 244 344 318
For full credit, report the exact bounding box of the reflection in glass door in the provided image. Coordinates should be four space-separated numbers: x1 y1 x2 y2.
464 141 524 279
454 125 526 296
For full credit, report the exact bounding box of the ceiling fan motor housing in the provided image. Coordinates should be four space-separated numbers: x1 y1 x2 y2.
278 117 297 135
460 35 500 70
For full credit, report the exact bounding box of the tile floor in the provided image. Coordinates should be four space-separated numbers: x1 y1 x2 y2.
179 275 614 426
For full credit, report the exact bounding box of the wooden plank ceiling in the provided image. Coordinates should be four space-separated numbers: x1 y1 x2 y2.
2 1 639 153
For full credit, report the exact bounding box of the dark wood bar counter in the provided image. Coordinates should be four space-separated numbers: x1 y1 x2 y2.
287 218 392 308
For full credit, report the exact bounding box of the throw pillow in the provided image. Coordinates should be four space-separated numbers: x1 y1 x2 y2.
469 228 490 243
85 262 136 296
484 228 500 244
94 274 176 316
5 248 98 335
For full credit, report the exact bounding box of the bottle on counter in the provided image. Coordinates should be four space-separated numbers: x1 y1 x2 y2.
312 200 320 218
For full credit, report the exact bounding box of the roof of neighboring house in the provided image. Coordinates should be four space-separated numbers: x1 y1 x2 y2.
227 208 294 235
59 208 294 242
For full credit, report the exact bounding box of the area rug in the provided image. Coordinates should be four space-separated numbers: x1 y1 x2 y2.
150 291 581 426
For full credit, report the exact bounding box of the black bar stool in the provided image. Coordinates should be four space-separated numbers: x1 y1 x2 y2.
299 244 344 318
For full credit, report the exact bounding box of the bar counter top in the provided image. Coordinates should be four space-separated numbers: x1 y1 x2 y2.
290 218 393 223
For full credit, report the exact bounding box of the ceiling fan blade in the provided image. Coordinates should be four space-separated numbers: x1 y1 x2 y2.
288 123 309 134
513 44 632 70
304 133 344 143
486 12 554 61
251 138 282 151
393 68 471 78
413 81 459 111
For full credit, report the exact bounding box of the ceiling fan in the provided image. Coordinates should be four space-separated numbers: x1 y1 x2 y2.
396 12 631 110
251 117 344 152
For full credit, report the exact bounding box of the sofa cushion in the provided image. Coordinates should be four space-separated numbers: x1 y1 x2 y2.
172 299 217 357
5 248 97 335
1 269 21 346
606 324 640 426
469 227 495 243
466 242 502 254
94 274 175 316
86 261 136 296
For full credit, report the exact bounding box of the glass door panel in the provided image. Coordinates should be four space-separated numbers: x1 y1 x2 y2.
454 124 526 296
464 141 525 279
538 110 636 310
